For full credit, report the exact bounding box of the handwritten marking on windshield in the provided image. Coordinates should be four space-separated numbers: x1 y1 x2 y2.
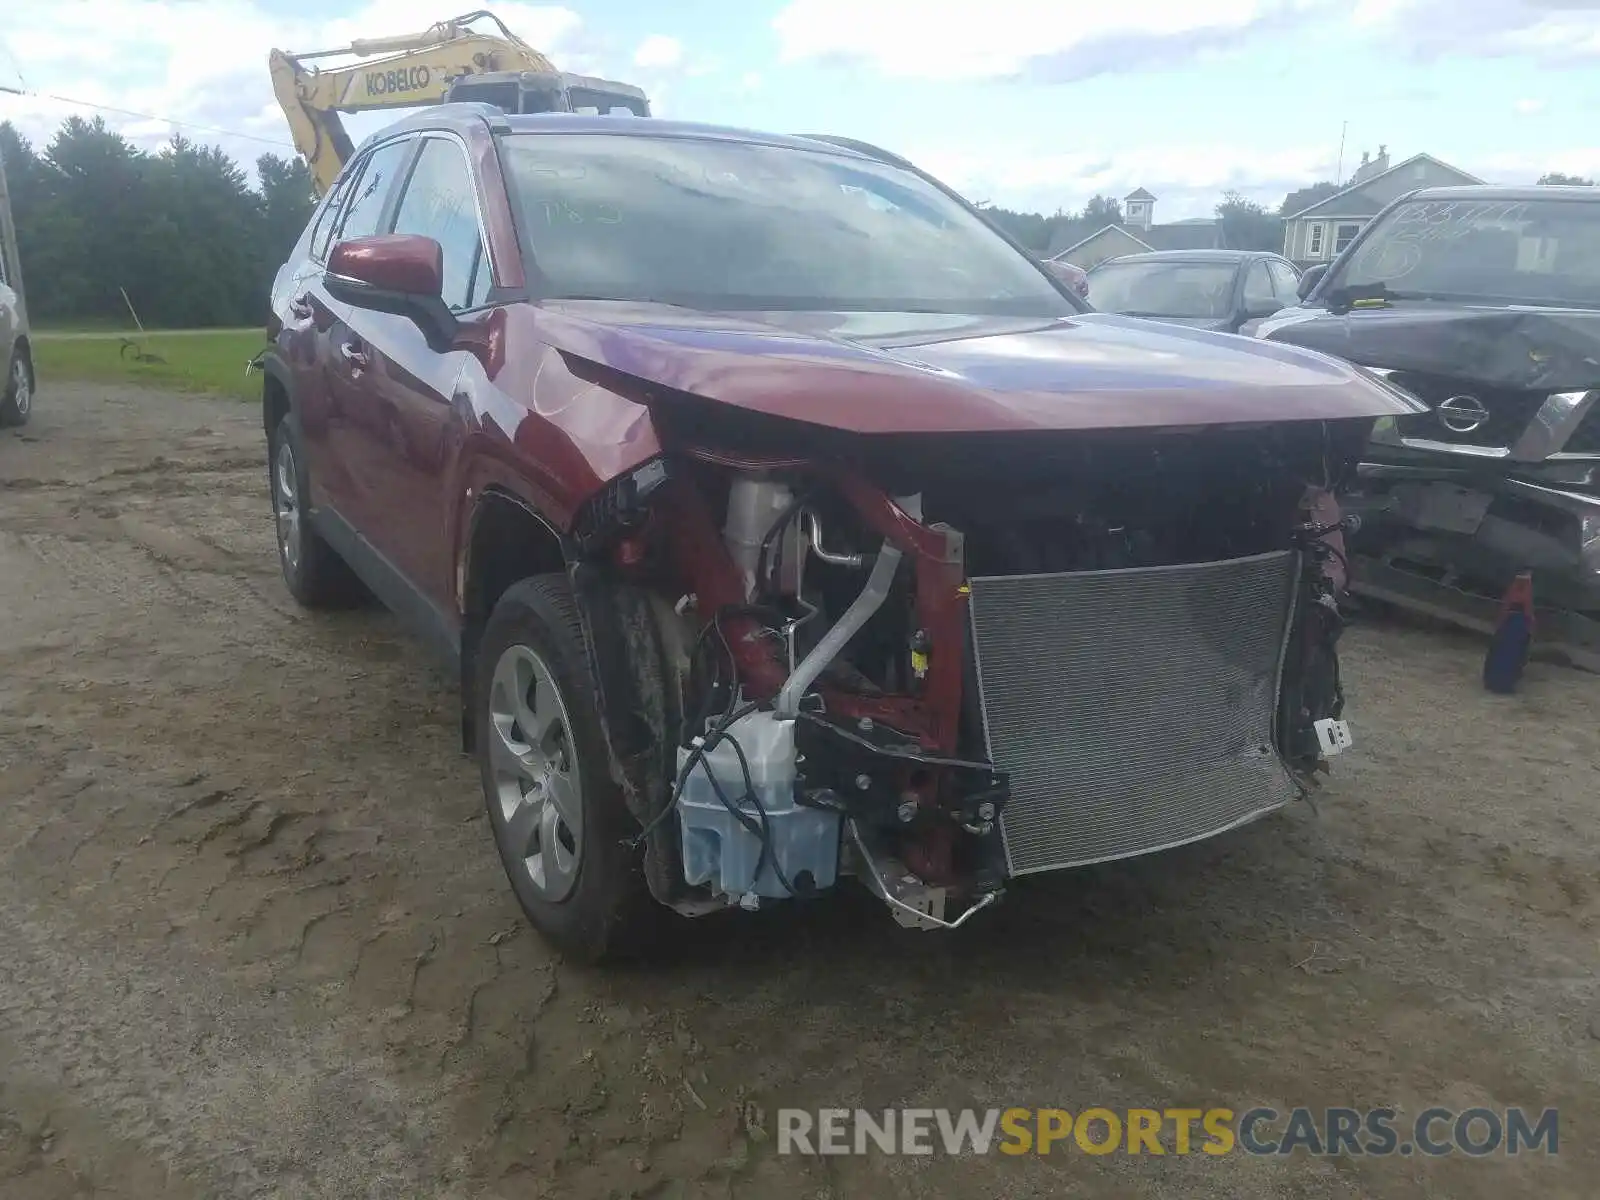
536 200 622 226
1387 200 1531 243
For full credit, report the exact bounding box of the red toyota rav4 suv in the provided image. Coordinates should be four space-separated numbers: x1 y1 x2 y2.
261 107 1408 962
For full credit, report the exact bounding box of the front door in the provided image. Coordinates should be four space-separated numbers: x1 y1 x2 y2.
313 137 417 532
346 134 497 617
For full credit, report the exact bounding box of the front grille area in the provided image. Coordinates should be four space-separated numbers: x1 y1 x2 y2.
967 551 1301 876
1565 404 1600 455
1388 372 1547 449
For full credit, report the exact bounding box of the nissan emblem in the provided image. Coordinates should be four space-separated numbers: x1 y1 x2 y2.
1436 395 1491 434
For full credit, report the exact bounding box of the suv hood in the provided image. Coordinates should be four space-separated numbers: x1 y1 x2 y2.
539 301 1415 434
1258 302 1600 391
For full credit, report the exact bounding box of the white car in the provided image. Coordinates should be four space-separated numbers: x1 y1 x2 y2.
0 196 32 427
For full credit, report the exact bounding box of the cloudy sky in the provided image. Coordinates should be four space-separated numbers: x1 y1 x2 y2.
3 0 1599 219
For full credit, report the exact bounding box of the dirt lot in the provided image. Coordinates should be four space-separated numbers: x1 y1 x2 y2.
0 381 1596 1199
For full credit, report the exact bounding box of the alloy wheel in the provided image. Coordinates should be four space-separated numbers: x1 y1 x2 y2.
488 643 585 902
10 357 29 418
273 438 301 572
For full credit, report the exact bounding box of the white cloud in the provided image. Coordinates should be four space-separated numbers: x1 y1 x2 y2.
905 139 1341 219
633 34 684 69
769 0 1600 82
1474 147 1600 181
741 71 764 91
1514 97 1547 115
0 2 587 171
896 136 1600 218
1351 0 1600 60
772 0 1338 81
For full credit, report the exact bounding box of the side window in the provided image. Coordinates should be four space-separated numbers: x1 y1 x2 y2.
336 139 412 243
307 175 350 263
1243 261 1275 309
391 137 492 311
469 254 495 308
1267 261 1300 302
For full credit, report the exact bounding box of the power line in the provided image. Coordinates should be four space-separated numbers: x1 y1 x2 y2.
0 35 27 92
0 83 294 149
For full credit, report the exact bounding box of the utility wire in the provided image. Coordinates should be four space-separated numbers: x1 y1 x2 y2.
0 83 294 149
0 35 27 92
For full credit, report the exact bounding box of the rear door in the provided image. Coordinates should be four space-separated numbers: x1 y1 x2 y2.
347 132 496 618
0 281 16 392
275 169 352 507
0 225 20 392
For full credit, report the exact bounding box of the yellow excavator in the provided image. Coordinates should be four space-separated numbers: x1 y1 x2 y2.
269 9 650 196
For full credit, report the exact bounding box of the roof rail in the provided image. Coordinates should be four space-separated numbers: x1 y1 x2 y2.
796 134 913 170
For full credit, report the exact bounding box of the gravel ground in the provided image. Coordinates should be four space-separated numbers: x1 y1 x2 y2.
0 381 1596 1200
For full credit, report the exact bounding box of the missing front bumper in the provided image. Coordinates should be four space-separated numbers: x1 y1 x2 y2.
966 551 1304 877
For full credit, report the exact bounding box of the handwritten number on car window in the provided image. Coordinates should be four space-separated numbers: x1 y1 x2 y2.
538 200 621 226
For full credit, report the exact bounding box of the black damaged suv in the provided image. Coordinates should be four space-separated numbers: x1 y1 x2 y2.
1259 185 1600 621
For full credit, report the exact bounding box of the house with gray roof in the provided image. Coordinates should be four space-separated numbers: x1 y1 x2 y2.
1281 147 1482 266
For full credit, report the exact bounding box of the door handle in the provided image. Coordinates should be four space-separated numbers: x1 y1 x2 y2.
339 342 370 370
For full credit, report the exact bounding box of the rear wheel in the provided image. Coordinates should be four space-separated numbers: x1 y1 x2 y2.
476 575 652 963
267 412 365 608
0 350 31 427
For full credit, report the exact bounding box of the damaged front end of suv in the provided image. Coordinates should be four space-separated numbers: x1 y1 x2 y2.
418 120 1426 950
558 337 1389 933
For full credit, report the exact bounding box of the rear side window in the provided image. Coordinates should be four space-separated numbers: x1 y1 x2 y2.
390 137 491 311
1267 260 1300 302
307 176 349 263
336 139 412 243
1243 261 1275 309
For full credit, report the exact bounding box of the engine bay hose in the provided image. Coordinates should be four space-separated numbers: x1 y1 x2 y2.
775 540 903 718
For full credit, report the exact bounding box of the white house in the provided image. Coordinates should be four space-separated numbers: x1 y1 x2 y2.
1048 188 1225 270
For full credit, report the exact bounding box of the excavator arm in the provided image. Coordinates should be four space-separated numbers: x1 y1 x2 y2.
270 10 559 195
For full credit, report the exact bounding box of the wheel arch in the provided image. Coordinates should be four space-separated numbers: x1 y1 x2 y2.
260 350 293 439
459 486 571 752
456 483 686 908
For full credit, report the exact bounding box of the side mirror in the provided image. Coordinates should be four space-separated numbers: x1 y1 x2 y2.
325 235 457 350
1296 263 1328 301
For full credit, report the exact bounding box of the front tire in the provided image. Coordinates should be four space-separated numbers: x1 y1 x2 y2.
476 575 651 963
267 411 365 608
0 349 31 427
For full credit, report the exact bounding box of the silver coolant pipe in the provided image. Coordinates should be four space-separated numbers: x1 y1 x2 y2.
774 539 903 719
802 510 866 568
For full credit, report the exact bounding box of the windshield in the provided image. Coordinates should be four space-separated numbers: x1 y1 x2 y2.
1085 260 1236 319
500 133 1077 316
1327 197 1600 307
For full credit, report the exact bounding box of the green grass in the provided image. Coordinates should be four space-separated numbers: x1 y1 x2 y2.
31 316 139 334
32 330 271 401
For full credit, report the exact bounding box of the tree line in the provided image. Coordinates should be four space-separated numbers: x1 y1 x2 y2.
1 114 1594 328
982 173 1594 259
0 116 314 330
979 189 1292 259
